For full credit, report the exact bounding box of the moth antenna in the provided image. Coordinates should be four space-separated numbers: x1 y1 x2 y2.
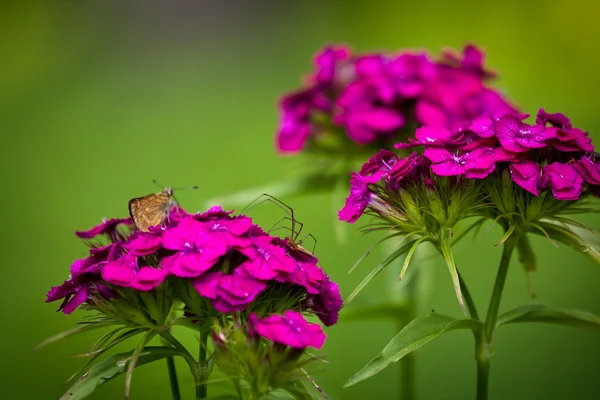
173 185 199 191
152 180 198 191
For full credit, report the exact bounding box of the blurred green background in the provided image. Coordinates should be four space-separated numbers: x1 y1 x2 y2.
2 1 600 399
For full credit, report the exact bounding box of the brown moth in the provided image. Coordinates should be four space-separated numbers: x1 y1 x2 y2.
128 188 177 232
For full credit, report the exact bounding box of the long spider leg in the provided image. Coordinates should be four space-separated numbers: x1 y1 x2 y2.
240 194 275 215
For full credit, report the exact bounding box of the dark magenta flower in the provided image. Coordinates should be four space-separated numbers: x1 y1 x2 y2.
275 44 516 154
469 115 497 138
312 45 350 85
276 88 329 152
193 205 234 221
124 231 162 256
102 254 168 291
388 52 433 97
495 113 556 153
338 173 374 223
46 278 101 314
574 154 600 185
239 235 296 280
423 147 498 178
195 215 253 247
161 217 229 278
309 277 343 327
193 269 267 312
540 162 584 200
71 243 121 276
441 44 495 78
75 217 132 241
359 149 400 180
336 82 405 144
355 54 396 103
509 160 542 196
283 258 325 295
395 126 462 149
536 109 593 153
250 310 326 349
388 152 423 184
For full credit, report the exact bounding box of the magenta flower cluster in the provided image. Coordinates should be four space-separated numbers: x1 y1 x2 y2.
47 206 342 349
340 109 599 223
277 44 515 153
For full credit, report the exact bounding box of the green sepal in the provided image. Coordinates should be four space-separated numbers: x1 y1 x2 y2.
60 346 191 400
344 313 483 387
346 239 421 303
34 321 115 353
66 328 146 384
516 234 536 272
516 234 537 300
496 304 600 330
125 331 156 399
534 221 600 264
439 240 466 315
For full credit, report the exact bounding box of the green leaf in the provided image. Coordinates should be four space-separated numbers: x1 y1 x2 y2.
344 314 482 387
496 304 600 330
60 346 190 400
346 240 418 303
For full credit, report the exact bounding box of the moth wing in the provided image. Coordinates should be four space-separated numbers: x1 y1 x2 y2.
129 194 171 232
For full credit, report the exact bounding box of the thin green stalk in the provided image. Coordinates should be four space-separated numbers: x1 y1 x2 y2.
457 269 479 320
166 356 181 400
475 233 519 400
161 335 181 400
158 330 197 370
196 324 209 399
475 343 490 400
384 238 419 400
196 329 208 399
399 321 416 400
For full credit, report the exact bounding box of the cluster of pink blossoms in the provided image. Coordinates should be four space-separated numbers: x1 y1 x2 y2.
339 109 599 223
47 206 342 349
277 44 515 153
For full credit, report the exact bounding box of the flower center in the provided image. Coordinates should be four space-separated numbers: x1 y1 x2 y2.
451 153 467 165
287 319 302 333
257 246 271 260
211 222 228 232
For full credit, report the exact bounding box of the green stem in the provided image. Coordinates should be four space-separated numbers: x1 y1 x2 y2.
397 301 416 400
458 269 479 320
158 330 196 370
160 334 181 400
166 356 181 400
387 246 418 400
195 327 209 399
399 343 415 400
475 344 490 400
475 233 519 400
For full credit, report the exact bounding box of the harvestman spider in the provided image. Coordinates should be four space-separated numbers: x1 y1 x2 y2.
242 194 318 258
242 195 329 398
